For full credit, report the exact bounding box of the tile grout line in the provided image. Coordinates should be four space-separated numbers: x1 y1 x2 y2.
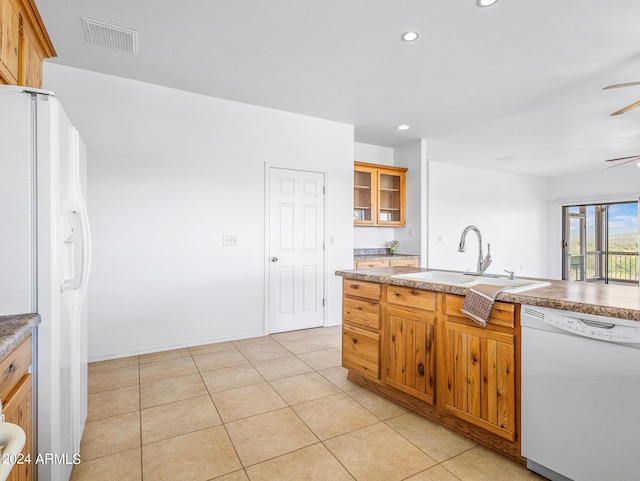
84 327 498 481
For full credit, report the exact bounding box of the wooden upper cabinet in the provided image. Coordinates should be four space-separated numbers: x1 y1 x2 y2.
0 0 55 88
354 162 407 227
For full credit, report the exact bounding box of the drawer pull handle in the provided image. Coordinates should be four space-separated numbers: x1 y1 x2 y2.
350 284 359 289
8 363 15 373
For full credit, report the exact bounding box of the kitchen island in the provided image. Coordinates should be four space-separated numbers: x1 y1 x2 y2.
335 266 640 465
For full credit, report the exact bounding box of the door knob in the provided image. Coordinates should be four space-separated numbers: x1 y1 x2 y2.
271 257 279 262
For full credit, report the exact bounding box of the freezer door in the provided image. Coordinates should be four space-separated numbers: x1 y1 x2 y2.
0 89 35 315
36 94 90 481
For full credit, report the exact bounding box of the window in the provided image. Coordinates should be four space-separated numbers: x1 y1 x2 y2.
562 201 639 285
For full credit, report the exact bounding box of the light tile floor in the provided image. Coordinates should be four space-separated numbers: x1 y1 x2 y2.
72 326 545 481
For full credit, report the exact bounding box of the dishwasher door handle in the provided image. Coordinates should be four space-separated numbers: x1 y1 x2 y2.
580 319 616 329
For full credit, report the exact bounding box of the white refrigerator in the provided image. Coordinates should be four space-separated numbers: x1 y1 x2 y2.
0 85 91 481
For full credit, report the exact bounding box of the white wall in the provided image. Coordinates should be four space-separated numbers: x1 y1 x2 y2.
393 140 425 257
428 162 548 278
44 64 354 361
545 166 640 279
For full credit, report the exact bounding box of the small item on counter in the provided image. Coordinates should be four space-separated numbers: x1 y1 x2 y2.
387 239 399 255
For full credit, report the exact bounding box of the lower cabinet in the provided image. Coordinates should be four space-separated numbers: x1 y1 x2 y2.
3 375 32 481
0 336 33 481
443 294 517 441
354 257 419 269
444 320 515 440
341 280 521 461
342 279 382 381
385 307 435 404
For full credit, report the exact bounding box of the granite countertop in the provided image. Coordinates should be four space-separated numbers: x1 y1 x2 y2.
0 314 40 359
336 267 640 321
354 253 420 260
354 248 419 261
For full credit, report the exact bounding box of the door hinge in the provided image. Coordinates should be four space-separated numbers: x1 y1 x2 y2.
323 242 325 250
322 299 325 306
323 186 325 194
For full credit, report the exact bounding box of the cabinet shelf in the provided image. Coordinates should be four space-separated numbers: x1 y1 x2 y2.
354 162 407 227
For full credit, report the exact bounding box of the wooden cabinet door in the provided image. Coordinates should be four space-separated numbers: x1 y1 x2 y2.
3 374 32 481
354 162 407 227
19 28 42 88
0 0 20 84
445 322 515 440
385 307 435 404
376 167 406 226
354 164 376 225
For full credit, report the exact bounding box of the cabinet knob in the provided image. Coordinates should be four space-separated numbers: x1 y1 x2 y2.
417 363 425 376
8 362 15 373
271 257 279 262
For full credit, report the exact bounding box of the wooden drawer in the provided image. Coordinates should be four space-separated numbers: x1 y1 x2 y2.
354 260 389 269
445 294 515 329
387 286 436 312
343 324 380 379
343 279 381 300
389 258 419 267
343 297 381 330
0 336 32 405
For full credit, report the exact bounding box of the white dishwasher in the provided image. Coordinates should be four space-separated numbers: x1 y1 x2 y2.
521 305 640 481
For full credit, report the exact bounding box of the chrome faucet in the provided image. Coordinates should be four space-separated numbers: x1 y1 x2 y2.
458 225 492 275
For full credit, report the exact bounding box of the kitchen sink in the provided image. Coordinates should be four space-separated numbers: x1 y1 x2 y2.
393 270 476 286
391 270 550 293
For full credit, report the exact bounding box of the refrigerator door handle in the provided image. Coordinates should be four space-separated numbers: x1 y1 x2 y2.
61 211 82 292
73 128 91 300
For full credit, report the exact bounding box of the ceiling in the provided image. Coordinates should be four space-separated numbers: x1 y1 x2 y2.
37 0 640 178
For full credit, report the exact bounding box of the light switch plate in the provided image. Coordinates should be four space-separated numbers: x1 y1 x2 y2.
222 234 238 246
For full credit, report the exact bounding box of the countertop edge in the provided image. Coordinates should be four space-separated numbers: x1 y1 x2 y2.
336 268 640 321
354 253 420 260
0 314 41 359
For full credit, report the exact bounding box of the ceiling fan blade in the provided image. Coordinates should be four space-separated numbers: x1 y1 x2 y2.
606 157 640 169
604 155 640 162
603 81 640 90
610 100 640 116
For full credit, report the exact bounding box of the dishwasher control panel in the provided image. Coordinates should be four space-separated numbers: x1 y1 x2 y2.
522 305 640 344
547 312 640 343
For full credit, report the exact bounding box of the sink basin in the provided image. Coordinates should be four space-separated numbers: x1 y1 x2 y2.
392 271 476 286
463 276 551 293
392 270 550 293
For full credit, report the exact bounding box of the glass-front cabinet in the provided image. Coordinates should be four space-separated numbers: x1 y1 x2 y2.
354 162 407 226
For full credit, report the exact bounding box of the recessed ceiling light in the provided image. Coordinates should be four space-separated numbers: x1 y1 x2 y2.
397 124 411 131
401 31 419 42
476 0 499 7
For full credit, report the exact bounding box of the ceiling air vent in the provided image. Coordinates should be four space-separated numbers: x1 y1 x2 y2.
81 17 138 54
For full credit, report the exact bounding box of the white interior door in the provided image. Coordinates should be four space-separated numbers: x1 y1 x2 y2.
268 167 325 333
